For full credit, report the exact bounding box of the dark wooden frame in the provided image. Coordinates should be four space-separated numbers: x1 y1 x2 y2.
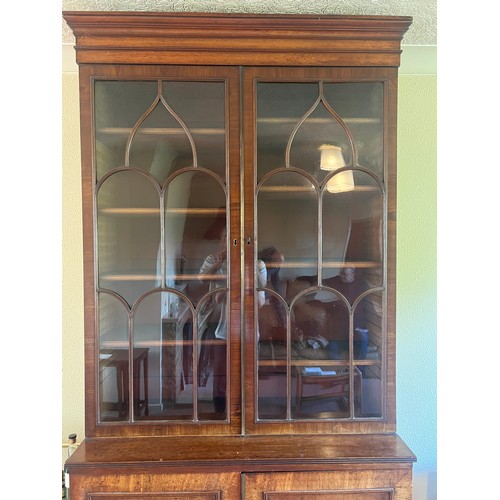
242 65 399 436
77 63 241 437
64 11 412 67
63 11 415 499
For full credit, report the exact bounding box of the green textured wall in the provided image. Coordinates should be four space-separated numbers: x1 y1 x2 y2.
62 73 85 449
397 75 437 497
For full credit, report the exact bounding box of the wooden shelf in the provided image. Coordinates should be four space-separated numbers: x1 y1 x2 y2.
100 273 227 282
97 195 378 218
259 186 314 193
100 340 226 350
258 185 379 198
99 263 376 281
98 126 225 136
258 359 380 367
257 117 380 125
264 260 379 269
99 208 226 216
100 273 159 281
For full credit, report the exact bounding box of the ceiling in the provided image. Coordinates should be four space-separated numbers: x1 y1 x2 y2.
61 0 437 46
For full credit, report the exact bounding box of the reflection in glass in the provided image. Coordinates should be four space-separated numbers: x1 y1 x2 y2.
128 100 194 182
320 145 354 193
291 289 349 361
164 171 226 298
134 292 182 420
94 80 226 184
355 290 383 418
257 82 318 181
196 291 227 419
256 79 386 422
292 366 362 419
94 81 158 179
258 171 318 286
257 288 288 419
159 293 193 419
94 76 229 424
163 81 226 178
322 170 384 290
323 82 384 178
97 170 161 307
197 230 228 418
98 293 129 422
288 101 352 177
155 175 228 421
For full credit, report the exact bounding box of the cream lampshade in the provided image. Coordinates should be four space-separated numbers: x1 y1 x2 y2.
320 144 354 193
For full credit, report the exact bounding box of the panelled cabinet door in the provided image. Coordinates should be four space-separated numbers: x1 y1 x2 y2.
68 471 240 499
83 65 242 436
244 470 413 500
244 67 398 435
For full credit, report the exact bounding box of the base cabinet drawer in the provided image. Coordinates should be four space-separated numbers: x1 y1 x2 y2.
244 470 413 500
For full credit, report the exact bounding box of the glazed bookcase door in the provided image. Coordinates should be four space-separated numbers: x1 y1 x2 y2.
243 67 398 435
80 65 242 437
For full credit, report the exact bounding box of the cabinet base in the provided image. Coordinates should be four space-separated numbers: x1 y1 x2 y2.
65 434 415 499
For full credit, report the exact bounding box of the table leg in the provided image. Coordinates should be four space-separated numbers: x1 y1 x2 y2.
143 353 149 416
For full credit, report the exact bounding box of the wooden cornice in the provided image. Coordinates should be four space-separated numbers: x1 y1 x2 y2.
63 11 412 67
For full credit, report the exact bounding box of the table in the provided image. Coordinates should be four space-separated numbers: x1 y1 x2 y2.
100 348 149 418
295 365 362 415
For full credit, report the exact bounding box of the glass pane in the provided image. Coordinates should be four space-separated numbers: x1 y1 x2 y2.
288 102 352 177
163 169 228 420
95 81 158 179
163 81 226 179
98 292 129 422
323 82 384 177
258 171 318 286
132 293 160 420
197 290 228 420
165 171 227 299
355 290 383 418
192 245 229 419
257 82 318 181
160 293 194 420
255 79 386 423
128 100 194 180
290 289 351 420
292 366 362 419
322 170 384 290
94 80 226 185
291 289 349 360
95 76 229 425
97 170 161 306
